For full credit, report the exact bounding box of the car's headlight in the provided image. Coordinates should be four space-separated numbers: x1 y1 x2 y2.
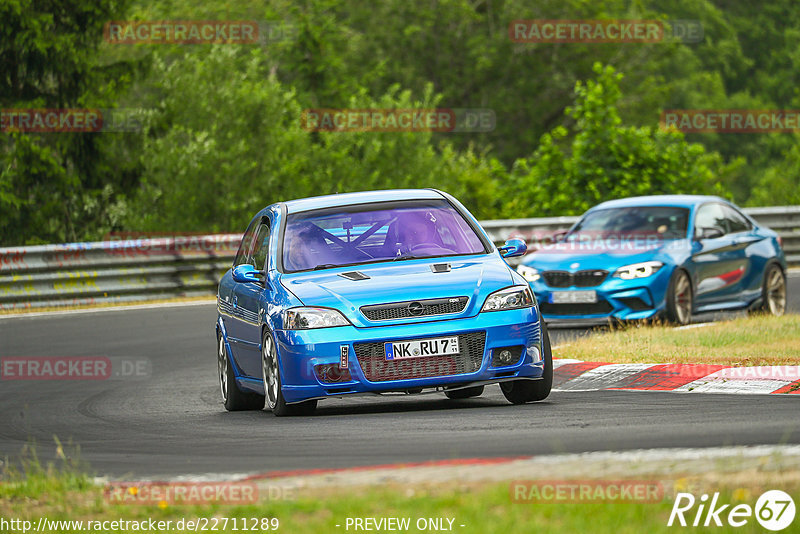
482 286 534 312
516 264 540 282
613 261 664 280
284 307 350 329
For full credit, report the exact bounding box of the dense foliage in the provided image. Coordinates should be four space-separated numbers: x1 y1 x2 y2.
2 0 798 244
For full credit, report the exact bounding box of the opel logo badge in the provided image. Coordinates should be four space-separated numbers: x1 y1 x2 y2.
408 302 424 316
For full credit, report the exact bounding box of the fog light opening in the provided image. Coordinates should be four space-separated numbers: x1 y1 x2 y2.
528 346 541 363
314 363 352 384
491 346 524 368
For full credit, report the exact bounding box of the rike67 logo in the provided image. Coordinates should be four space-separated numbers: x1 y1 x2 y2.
668 490 795 531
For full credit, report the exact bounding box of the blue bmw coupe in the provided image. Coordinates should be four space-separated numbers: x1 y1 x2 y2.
517 195 787 326
216 189 549 415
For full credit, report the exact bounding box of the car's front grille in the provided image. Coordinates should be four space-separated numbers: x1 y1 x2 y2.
543 270 608 288
353 331 486 382
361 296 468 321
539 301 614 316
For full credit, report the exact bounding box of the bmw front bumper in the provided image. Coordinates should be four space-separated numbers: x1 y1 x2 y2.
531 266 673 324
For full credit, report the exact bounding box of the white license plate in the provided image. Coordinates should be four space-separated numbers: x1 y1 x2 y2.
385 336 460 360
549 290 598 304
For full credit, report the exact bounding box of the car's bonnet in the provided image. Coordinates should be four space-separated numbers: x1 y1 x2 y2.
279 255 514 326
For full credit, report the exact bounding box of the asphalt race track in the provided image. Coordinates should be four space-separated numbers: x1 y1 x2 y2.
1 276 798 478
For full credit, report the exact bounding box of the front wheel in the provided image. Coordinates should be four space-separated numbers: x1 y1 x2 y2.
218 332 264 411
752 263 786 316
500 321 553 404
665 269 692 325
261 330 317 416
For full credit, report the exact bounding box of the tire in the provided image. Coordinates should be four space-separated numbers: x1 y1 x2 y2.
752 263 786 316
444 385 484 399
500 320 553 404
261 329 317 417
665 269 692 325
217 332 265 411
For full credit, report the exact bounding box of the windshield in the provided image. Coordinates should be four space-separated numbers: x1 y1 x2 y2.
568 206 689 240
282 199 487 272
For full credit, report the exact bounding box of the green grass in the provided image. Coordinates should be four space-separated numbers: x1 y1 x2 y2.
3 478 799 533
3 446 799 533
0 439 93 500
557 314 800 366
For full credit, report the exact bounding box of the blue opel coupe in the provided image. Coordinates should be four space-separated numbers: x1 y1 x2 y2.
517 195 787 326
216 189 549 415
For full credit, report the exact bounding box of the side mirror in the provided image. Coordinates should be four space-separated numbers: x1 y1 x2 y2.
697 227 724 240
232 264 264 284
498 238 527 258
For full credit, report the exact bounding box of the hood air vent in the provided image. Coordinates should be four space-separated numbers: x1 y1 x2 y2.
338 271 370 281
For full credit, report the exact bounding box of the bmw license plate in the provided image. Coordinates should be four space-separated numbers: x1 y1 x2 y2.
385 336 460 360
549 290 598 304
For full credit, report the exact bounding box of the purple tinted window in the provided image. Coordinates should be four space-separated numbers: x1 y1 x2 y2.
282 199 486 272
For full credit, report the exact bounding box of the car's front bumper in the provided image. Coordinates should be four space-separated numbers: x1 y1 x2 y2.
530 266 673 324
267 307 544 404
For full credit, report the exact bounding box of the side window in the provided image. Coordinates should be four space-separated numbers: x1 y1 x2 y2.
722 205 751 234
250 221 271 271
694 203 727 237
233 219 259 267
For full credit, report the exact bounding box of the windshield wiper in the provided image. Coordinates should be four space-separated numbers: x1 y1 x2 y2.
393 253 421 261
313 263 341 270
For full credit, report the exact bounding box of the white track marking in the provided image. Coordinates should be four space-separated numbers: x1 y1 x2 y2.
551 358 583 369
675 379 793 394
676 366 798 394
674 322 714 330
555 363 657 391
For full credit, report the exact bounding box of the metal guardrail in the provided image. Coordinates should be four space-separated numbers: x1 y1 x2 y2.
1 207 798 310
0 235 241 311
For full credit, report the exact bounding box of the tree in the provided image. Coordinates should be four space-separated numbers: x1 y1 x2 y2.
502 63 735 217
0 0 139 245
125 46 504 233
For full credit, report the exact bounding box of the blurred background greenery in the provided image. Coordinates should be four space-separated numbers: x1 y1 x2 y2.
2 0 799 245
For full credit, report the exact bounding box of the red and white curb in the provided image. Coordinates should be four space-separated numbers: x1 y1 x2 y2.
553 359 800 395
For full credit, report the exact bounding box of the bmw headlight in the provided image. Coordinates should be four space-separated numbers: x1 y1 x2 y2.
482 286 534 312
284 307 350 329
516 264 541 282
613 261 663 280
